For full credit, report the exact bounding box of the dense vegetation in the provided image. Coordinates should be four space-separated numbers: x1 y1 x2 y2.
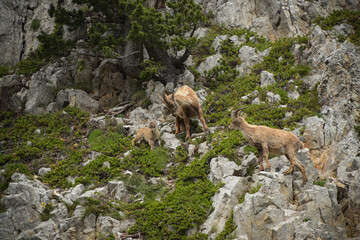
314 10 360 45
199 27 320 130
44 0 209 85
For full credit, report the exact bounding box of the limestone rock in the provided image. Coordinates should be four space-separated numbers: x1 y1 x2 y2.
161 132 181 150
260 71 275 88
197 53 222 76
66 89 100 113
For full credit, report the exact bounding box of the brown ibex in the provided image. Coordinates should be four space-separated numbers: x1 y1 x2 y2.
158 85 209 140
229 109 308 183
132 121 160 150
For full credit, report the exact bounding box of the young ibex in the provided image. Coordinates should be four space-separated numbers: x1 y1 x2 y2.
132 121 160 150
229 109 308 183
158 85 209 140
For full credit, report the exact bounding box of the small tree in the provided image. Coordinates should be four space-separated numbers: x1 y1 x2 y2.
48 0 208 84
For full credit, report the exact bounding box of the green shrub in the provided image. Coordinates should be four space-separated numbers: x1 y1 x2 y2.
130 179 218 239
75 154 122 185
0 163 31 191
246 164 257 177
0 65 10 77
43 150 84 188
15 58 44 75
123 147 169 177
40 202 54 221
239 184 263 204
122 174 166 200
313 179 326 187
203 34 319 130
31 19 41 31
249 184 263 194
0 107 90 189
238 192 246 204
215 212 236 240
314 10 360 46
355 115 360 138
88 130 131 156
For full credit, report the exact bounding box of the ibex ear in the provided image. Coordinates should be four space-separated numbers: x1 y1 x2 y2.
242 113 247 119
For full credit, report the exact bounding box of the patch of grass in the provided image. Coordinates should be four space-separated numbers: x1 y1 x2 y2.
239 184 263 204
0 163 31 191
246 164 257 177
249 184 263 194
40 202 54 221
0 107 90 189
313 179 326 187
88 129 131 157
355 115 360 138
0 65 10 77
124 147 169 177
215 212 236 240
243 145 258 155
129 179 218 240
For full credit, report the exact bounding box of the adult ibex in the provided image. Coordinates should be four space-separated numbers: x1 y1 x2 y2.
159 85 209 140
229 109 308 183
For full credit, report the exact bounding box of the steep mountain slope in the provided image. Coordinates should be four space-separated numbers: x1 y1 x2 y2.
1 0 360 239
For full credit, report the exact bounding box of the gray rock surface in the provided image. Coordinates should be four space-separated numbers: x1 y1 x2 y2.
260 71 275 87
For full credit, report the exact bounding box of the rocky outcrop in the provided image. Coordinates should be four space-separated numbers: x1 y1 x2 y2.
198 0 360 40
0 0 57 66
0 55 144 113
0 173 135 240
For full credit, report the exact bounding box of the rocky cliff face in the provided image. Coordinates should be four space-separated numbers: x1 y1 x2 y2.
1 0 360 239
0 0 57 66
198 0 359 40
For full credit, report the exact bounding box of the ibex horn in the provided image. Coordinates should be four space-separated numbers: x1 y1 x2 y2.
235 109 242 118
162 89 170 105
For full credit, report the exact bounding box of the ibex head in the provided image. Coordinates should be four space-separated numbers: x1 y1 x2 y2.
158 90 177 116
229 109 247 130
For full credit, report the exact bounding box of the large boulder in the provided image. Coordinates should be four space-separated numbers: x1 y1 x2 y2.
56 89 100 114
0 75 23 111
0 173 53 239
92 59 140 108
201 157 250 237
